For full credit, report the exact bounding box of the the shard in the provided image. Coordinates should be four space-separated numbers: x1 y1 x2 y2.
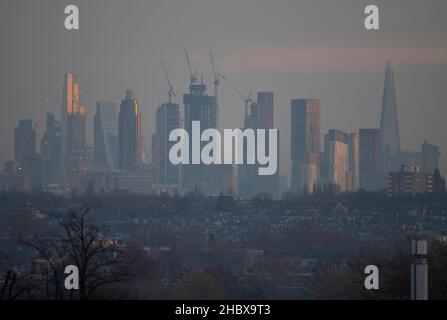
379 60 400 172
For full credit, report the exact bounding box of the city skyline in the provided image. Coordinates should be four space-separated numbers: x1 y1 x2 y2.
4 60 444 178
1 1 447 176
2 1 447 304
3 59 442 197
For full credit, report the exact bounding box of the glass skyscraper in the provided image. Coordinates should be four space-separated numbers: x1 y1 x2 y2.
379 61 401 172
291 98 321 193
152 102 180 188
118 90 142 172
94 101 118 171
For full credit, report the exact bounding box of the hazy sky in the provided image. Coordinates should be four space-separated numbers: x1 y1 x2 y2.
1 0 447 175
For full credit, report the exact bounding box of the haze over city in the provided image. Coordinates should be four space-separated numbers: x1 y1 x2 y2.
1 0 447 175
3 0 447 305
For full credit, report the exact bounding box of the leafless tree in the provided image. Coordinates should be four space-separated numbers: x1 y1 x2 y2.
19 208 130 299
0 270 28 300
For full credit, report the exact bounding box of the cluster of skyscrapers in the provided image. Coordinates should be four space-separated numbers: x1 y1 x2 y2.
290 61 440 196
0 60 441 197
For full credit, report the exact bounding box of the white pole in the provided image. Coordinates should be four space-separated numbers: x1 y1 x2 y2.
411 239 428 300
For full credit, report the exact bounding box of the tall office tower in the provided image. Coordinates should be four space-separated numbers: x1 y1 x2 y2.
379 61 401 172
21 153 45 190
78 106 87 149
65 105 87 172
291 98 321 193
323 130 353 192
344 132 359 191
11 120 42 189
359 129 382 190
14 119 36 160
118 90 142 172
61 73 79 158
249 92 274 128
41 113 62 183
94 102 118 171
300 152 320 194
322 129 351 191
61 73 88 173
326 139 349 192
151 102 180 188
182 77 218 191
421 140 440 174
238 92 279 198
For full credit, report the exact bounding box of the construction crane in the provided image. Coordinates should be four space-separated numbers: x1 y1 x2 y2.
219 73 250 197
209 51 220 127
160 58 176 103
220 73 253 117
209 52 220 99
79 90 90 103
73 90 90 111
184 49 198 85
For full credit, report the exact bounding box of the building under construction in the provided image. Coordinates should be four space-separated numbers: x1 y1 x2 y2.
181 51 232 194
237 92 279 198
182 75 218 192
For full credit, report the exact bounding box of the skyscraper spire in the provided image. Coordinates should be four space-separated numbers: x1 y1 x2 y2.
379 60 400 171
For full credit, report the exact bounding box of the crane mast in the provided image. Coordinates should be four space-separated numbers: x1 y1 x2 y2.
209 51 220 128
184 49 198 85
160 58 176 104
220 73 253 119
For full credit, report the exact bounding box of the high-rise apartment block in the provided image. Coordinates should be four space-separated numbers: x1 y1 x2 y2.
388 165 433 196
322 129 359 192
291 98 321 193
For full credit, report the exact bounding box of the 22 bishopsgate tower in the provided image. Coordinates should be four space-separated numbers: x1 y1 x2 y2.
61 73 87 175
